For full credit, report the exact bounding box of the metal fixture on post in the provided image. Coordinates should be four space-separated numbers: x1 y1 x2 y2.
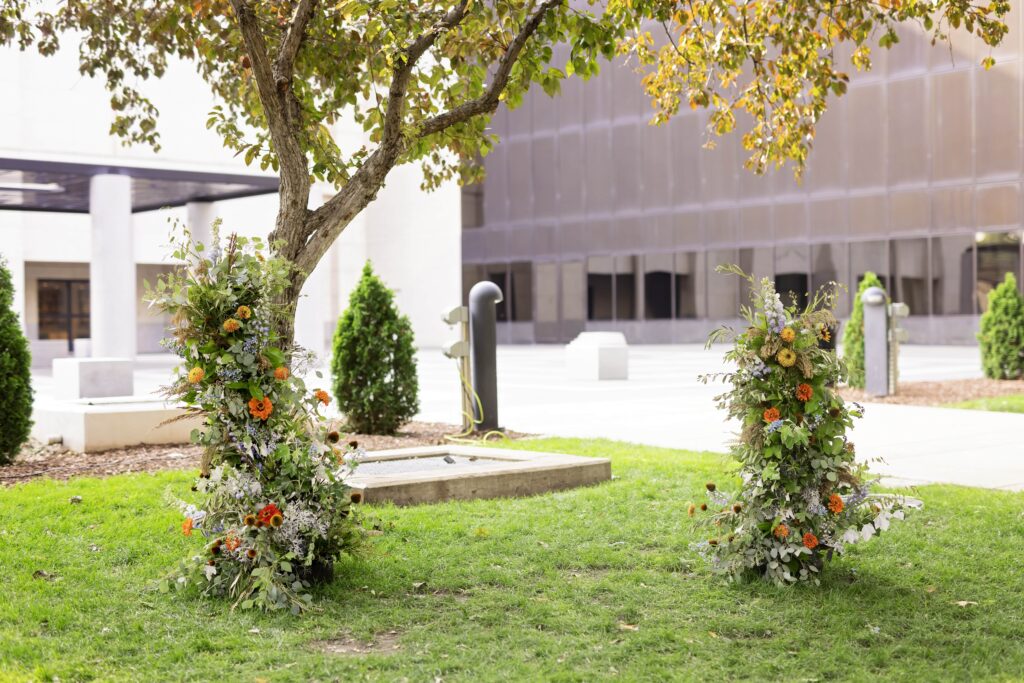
889 302 910 394
468 281 503 433
442 305 471 432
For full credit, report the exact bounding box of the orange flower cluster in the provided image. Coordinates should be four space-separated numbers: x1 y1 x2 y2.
763 407 781 423
773 524 790 539
235 305 252 320
223 318 241 333
314 389 330 406
780 327 796 343
187 366 205 384
802 532 819 549
248 396 273 420
795 383 813 402
828 494 844 514
182 517 194 536
224 534 241 552
273 366 290 380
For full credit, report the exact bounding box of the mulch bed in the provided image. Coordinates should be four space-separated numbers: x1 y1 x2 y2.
838 378 1024 407
1 422 524 487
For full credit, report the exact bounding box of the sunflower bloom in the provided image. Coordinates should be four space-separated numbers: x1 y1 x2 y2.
818 325 831 342
248 397 273 420
269 513 283 528
776 348 797 367
222 318 241 333
187 367 205 384
803 532 819 549
780 327 796 343
273 366 290 381
773 524 790 539
828 494 844 514
795 383 813 402
235 305 252 320
763 407 781 423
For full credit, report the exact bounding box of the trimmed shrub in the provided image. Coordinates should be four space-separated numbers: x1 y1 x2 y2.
331 262 419 434
0 256 33 463
841 272 886 389
978 272 1024 380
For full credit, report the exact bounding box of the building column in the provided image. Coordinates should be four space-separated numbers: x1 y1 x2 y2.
0 221 26 328
186 200 217 249
89 174 136 358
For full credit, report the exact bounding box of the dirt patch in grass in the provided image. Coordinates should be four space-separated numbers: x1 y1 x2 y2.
1 422 527 486
310 631 402 656
839 378 1024 407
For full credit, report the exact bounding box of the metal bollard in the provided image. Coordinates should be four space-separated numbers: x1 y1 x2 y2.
861 286 889 396
468 281 503 432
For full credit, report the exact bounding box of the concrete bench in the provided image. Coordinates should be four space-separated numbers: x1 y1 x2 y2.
565 331 628 380
52 357 134 400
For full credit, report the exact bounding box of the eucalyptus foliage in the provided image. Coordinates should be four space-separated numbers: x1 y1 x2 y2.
698 268 910 585
146 226 363 613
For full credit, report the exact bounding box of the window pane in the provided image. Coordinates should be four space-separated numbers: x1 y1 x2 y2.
739 247 774 308
675 252 705 319
774 244 809 309
562 261 586 323
38 317 68 340
644 253 673 320
811 243 850 316
976 231 1022 312
615 255 638 320
850 240 890 292
71 316 90 340
71 281 90 315
931 235 974 315
38 281 68 317
890 238 930 315
707 249 739 318
587 256 614 321
509 261 533 322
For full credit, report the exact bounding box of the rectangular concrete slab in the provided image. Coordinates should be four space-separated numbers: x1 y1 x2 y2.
32 397 202 452
347 445 611 506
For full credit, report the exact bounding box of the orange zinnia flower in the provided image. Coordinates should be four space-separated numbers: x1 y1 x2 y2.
224 534 241 552
273 366 290 380
314 389 330 405
828 494 844 514
763 407 781 423
773 524 790 539
235 305 252 320
803 532 819 549
223 318 241 333
780 327 796 343
187 367 205 384
795 383 813 402
248 396 273 420
182 518 194 536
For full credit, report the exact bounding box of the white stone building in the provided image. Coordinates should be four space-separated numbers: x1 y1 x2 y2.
0 42 461 368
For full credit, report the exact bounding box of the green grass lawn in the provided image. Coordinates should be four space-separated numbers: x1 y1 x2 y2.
2 438 1023 682
946 394 1024 414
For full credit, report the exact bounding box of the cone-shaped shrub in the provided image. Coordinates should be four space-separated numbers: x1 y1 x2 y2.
0 256 33 463
978 272 1024 380
841 272 886 389
331 262 419 434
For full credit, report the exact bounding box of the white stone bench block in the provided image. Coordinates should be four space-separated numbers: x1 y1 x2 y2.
565 332 629 380
52 357 134 400
32 398 201 452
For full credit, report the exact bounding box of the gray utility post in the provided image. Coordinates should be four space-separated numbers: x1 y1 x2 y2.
861 286 890 396
468 281 503 432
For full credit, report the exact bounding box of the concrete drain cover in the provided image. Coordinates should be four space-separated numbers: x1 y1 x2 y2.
347 445 611 506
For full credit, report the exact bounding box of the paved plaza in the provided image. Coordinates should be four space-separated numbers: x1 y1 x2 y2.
30 344 1024 491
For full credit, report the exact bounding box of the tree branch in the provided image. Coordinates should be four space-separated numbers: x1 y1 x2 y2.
418 0 563 138
275 0 317 84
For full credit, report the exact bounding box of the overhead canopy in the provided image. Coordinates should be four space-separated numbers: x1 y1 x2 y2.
0 157 279 213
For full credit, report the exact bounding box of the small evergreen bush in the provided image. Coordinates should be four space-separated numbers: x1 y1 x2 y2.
978 272 1024 380
331 262 419 434
841 272 886 389
0 256 33 463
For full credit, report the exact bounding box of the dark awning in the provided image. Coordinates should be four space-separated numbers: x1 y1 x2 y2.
0 157 280 214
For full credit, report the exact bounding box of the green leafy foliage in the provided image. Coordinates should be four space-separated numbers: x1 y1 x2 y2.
331 262 419 435
841 272 886 390
0 256 32 463
698 267 910 585
145 224 363 613
978 272 1024 380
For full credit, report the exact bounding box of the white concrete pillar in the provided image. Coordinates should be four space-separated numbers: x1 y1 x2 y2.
0 221 26 328
186 200 217 249
89 174 136 358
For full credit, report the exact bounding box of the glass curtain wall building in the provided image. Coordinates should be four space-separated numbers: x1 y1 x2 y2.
461 17 1024 345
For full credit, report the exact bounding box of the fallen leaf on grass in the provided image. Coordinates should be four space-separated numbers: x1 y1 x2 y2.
954 601 978 607
69 496 82 505
925 586 938 593
617 622 639 632
32 570 59 581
